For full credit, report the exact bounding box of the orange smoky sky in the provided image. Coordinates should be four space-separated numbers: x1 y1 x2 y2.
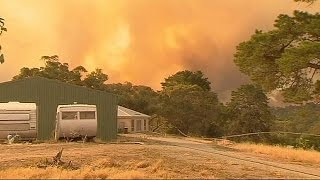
0 0 319 101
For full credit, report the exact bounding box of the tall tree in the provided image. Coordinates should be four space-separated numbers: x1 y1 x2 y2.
161 70 211 91
82 69 108 90
234 11 320 103
226 84 273 135
160 84 223 136
160 70 223 136
0 17 7 64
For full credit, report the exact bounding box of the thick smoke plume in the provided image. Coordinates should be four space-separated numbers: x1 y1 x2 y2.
0 0 319 102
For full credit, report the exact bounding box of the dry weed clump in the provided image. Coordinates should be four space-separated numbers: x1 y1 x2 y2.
135 160 151 168
216 139 234 146
149 159 164 173
233 143 320 164
90 157 121 168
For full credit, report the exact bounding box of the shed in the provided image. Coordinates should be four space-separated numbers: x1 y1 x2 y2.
117 106 150 133
0 77 118 141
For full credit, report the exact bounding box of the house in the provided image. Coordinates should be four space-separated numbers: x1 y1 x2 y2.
117 106 150 133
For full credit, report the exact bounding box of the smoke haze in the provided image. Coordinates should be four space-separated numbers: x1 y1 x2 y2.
0 0 319 102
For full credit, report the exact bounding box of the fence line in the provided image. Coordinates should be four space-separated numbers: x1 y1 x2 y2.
199 131 320 141
221 131 320 139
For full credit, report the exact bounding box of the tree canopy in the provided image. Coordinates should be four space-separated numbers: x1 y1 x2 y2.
82 69 108 90
160 84 222 136
271 103 320 150
161 70 211 91
272 103 320 134
234 11 320 103
0 17 7 64
226 84 273 135
159 70 223 136
13 55 108 89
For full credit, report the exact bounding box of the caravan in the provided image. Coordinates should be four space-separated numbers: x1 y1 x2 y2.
55 104 97 140
0 102 37 139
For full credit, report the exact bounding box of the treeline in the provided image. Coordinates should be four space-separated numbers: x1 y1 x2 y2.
272 103 320 134
13 55 273 138
270 103 320 150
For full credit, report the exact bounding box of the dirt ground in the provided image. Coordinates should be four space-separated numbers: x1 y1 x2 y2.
0 135 319 179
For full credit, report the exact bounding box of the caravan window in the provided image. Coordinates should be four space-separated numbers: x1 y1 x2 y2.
80 111 95 119
61 112 78 120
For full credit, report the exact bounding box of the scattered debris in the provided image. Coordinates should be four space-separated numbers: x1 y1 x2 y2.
175 127 188 137
123 142 144 145
62 132 90 143
215 139 234 146
7 134 20 144
36 148 79 170
53 148 63 165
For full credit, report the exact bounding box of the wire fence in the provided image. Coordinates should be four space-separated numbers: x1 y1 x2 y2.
200 131 320 141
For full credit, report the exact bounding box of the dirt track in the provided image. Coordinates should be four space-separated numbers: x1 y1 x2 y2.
0 135 319 178
122 133 320 178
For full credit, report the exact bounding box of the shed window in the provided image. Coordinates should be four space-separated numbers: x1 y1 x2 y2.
61 112 78 120
80 111 96 119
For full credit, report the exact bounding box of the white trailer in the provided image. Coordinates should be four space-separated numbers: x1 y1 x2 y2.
0 102 37 139
55 104 97 140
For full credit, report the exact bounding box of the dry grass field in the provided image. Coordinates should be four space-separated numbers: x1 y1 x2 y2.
0 143 296 179
0 136 319 179
0 142 249 179
230 143 320 165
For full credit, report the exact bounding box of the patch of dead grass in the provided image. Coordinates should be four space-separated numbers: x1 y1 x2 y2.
0 158 167 179
232 143 320 164
135 160 151 168
0 166 146 179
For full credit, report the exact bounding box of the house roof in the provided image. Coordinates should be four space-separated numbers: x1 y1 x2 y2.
118 106 150 118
